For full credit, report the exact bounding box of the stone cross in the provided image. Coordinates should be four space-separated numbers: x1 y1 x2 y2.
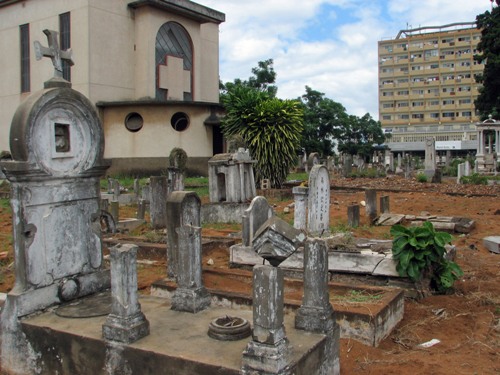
34 29 74 79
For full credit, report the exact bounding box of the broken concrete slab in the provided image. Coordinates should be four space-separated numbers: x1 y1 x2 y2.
374 213 405 226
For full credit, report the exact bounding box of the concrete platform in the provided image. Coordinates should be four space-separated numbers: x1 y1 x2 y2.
152 268 405 347
20 295 328 375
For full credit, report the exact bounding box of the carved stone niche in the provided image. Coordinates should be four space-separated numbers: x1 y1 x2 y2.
0 80 110 306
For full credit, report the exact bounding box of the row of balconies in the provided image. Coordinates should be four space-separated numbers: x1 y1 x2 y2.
379 53 481 66
379 64 481 78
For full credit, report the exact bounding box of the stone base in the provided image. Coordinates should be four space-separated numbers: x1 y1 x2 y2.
241 338 293 375
102 311 150 344
295 305 336 333
171 286 211 313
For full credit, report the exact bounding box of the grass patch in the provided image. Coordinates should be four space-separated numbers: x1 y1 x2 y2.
333 290 384 304
0 198 10 210
185 176 208 186
287 172 308 181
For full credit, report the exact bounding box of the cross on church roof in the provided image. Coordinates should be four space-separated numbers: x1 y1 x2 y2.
34 29 74 79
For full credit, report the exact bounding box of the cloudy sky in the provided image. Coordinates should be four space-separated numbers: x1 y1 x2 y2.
200 0 492 119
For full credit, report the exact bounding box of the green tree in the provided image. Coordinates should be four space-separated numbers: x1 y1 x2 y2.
336 113 386 157
299 86 347 156
220 59 277 98
221 86 303 188
475 2 500 119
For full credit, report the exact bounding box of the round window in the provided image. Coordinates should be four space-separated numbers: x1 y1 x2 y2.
171 112 189 132
124 112 144 132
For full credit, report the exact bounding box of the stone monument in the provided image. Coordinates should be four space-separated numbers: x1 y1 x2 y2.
0 29 110 374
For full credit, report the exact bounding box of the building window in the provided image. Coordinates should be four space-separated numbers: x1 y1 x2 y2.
124 112 144 132
171 112 189 132
155 22 193 101
20 23 30 93
59 12 71 81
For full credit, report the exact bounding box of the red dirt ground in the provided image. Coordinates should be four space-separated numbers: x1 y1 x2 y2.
0 176 498 374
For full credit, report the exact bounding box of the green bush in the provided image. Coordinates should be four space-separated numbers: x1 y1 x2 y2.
460 173 488 185
416 173 428 183
391 222 463 293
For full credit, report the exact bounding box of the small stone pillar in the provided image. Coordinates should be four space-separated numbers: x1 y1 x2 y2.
112 179 121 202
141 184 151 202
295 239 340 374
110 200 119 223
171 225 210 313
379 195 390 214
167 167 184 193
342 154 352 177
107 177 113 194
102 244 149 343
365 189 377 223
347 204 360 227
292 186 308 230
137 199 146 220
241 265 291 374
133 179 140 198
150 176 168 229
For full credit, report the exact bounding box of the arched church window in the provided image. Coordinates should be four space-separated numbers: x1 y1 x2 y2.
155 22 193 101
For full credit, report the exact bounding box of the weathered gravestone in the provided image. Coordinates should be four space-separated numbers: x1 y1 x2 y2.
292 186 309 230
0 29 110 374
307 165 330 235
150 176 168 229
166 191 201 280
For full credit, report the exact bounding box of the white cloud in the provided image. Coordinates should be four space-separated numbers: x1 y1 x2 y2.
201 0 491 118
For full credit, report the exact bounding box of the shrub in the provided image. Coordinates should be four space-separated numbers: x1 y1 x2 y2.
416 173 428 183
391 222 463 293
460 173 488 185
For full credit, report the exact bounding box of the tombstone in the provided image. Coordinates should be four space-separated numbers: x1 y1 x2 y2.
424 137 437 180
292 186 309 230
167 167 184 193
307 165 330 235
242 196 274 247
307 152 320 169
110 200 119 223
0 29 110 373
457 162 465 184
295 238 340 374
379 195 390 214
141 183 151 202
137 199 146 220
107 177 113 194
464 160 471 176
384 150 394 172
347 204 360 227
133 179 140 197
365 189 377 223
149 176 168 229
102 244 149 344
112 179 121 201
166 191 201 280
171 225 211 313
404 155 412 179
208 148 256 203
342 154 352 177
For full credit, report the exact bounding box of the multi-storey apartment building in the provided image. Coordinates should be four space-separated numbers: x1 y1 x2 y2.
378 23 484 155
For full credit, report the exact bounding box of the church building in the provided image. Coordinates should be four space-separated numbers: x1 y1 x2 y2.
0 0 225 176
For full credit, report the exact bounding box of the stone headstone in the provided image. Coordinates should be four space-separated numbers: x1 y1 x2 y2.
424 137 437 180
171 225 211 313
379 195 390 214
307 165 330 235
150 176 168 229
342 154 352 177
347 204 360 227
292 186 308 230
0 45 110 372
166 191 201 279
242 196 274 247
365 189 377 223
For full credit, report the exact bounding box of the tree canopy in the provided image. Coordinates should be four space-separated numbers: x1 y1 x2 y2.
220 85 303 188
475 2 500 119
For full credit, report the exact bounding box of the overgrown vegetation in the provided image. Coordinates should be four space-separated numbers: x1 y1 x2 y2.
416 173 428 183
391 222 463 293
348 168 385 178
460 173 488 185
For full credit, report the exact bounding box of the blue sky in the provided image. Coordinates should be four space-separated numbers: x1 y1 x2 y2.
200 0 492 118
